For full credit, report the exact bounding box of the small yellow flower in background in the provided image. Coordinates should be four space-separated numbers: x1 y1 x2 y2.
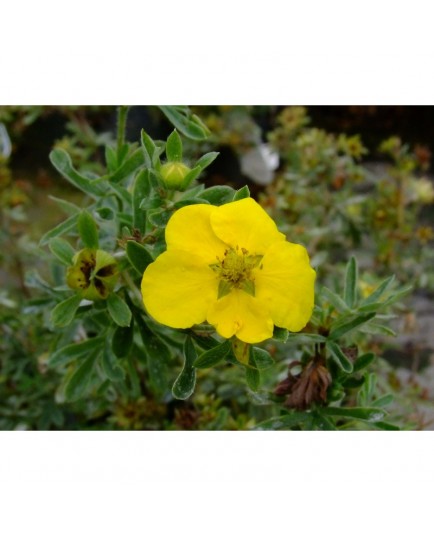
141 198 316 344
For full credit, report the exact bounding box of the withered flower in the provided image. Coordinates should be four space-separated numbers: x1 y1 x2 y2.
66 248 118 300
275 359 332 411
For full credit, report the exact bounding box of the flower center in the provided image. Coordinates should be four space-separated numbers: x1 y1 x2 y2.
210 246 262 298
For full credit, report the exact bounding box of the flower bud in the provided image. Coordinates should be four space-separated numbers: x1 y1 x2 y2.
66 248 118 300
160 162 191 190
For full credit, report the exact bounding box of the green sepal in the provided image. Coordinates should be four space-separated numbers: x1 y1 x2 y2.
217 279 232 299
241 279 255 297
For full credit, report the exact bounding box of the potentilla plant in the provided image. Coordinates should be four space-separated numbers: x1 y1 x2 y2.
33 106 406 430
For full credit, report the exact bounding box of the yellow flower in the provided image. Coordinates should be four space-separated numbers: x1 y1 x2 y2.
141 198 316 343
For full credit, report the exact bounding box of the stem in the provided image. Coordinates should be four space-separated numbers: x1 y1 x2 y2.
116 105 130 162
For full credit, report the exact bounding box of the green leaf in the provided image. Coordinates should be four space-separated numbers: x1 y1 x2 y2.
48 237 75 266
173 198 210 209
172 336 197 400
341 376 365 389
133 169 151 234
321 406 386 422
328 313 376 340
353 352 375 372
105 145 118 173
96 207 115 220
107 293 132 327
194 339 231 368
51 294 82 327
251 347 274 370
63 351 99 402
166 130 183 162
233 185 250 200
126 240 154 275
48 195 81 216
180 183 205 199
344 256 358 308
322 286 350 313
159 106 209 140
78 210 99 249
360 275 395 306
112 322 134 358
372 394 394 408
140 129 158 168
327 341 354 373
148 208 172 228
101 340 125 381
49 148 105 198
198 185 236 206
134 313 170 396
39 213 79 246
359 322 397 337
245 366 260 392
195 151 219 171
126 353 141 399
312 414 337 430
372 421 400 431
286 333 327 343
272 326 289 342
108 148 145 183
255 412 312 430
49 336 106 367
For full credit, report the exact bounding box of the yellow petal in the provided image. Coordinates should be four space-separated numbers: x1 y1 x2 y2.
254 241 315 332
141 250 218 328
207 289 274 344
210 198 285 254
165 204 227 263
